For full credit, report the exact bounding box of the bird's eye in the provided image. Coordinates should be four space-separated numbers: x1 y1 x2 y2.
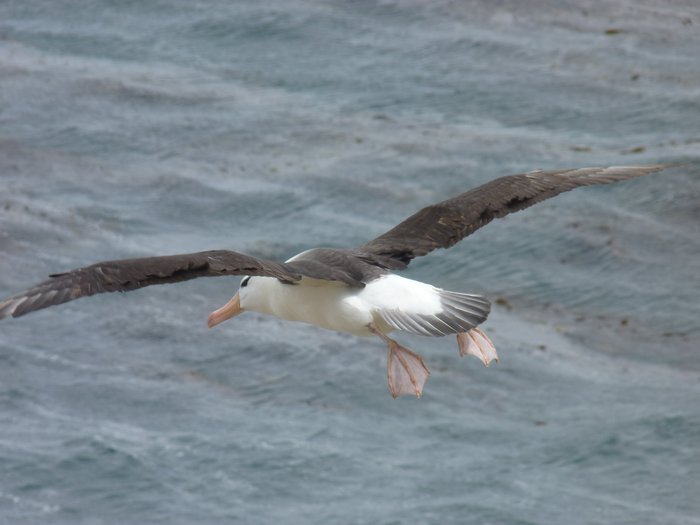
240 276 251 288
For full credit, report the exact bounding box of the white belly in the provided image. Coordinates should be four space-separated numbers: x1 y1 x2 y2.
240 274 443 337
241 277 374 336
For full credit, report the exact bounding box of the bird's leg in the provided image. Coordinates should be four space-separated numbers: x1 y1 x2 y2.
368 323 430 399
456 327 499 366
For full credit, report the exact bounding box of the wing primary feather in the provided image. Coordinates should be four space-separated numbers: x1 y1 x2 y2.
0 250 301 319
359 164 670 267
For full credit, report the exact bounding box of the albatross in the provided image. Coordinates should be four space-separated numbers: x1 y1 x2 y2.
0 165 669 397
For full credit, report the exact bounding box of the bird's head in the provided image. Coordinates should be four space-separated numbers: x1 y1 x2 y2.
206 275 253 328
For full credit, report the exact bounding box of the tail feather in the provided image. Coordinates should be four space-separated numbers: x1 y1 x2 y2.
378 290 490 337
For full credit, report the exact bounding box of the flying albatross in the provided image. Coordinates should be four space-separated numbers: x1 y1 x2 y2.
0 165 669 398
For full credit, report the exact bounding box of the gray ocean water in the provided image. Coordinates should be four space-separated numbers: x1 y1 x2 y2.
1 1 699 524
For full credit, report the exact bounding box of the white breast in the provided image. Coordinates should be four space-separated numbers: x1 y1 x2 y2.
239 276 372 336
240 274 444 337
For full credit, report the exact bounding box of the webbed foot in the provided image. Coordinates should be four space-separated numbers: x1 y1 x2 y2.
386 340 430 399
368 322 430 398
457 327 498 366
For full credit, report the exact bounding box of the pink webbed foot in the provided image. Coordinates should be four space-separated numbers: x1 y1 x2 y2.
457 327 499 367
386 341 430 399
368 322 430 398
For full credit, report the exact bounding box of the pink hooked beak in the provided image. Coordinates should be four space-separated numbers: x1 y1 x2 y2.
207 292 243 328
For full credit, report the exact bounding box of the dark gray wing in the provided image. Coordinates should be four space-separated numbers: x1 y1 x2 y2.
0 250 301 319
358 165 668 268
285 248 385 286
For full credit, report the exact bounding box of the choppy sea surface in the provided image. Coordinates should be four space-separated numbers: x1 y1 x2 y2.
1 1 699 524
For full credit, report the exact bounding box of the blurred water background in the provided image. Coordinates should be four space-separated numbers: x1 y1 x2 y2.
1 1 699 524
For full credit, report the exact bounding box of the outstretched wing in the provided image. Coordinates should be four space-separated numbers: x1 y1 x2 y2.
0 250 301 319
358 165 668 268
